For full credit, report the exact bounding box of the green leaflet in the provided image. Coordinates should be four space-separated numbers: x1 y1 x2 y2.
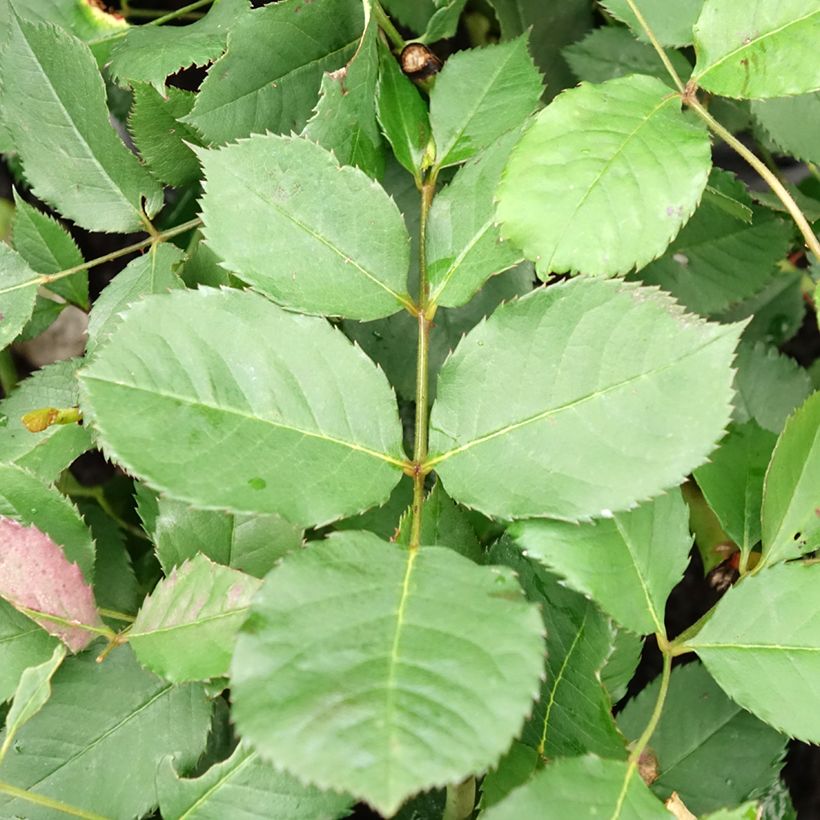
689 562 820 742
86 243 185 357
152 496 303 579
693 0 820 98
0 463 95 582
634 170 792 316
303 9 384 179
110 0 249 93
428 35 543 168
426 128 523 308
427 279 742 521
185 0 363 145
488 0 593 95
129 85 204 188
490 539 626 760
601 0 705 46
512 489 691 635
760 392 820 566
376 41 432 180
752 92 820 165
480 742 539 810
482 755 669 819
0 17 162 233
230 531 545 816
694 422 777 559
79 288 406 526
157 744 352 820
0 599 58 704
497 74 711 278
130 555 261 683
0 647 211 819
564 26 693 85
12 192 87 309
0 644 66 764
0 359 92 482
618 662 785 814
0 243 39 351
601 628 643 704
198 134 412 319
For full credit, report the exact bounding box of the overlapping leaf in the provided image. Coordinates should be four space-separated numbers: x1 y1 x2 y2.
491 539 626 759
152 496 303 578
752 93 820 165
694 422 777 558
618 662 785 814
482 755 669 819
564 26 692 85
429 35 542 168
79 288 406 526
0 464 94 580
0 599 58 704
303 9 384 179
497 75 711 277
512 489 691 634
427 279 742 521
12 192 87 309
0 644 66 762
130 555 260 683
185 0 363 145
199 134 412 319
158 744 352 820
0 359 91 481
693 0 820 98
427 128 523 308
635 171 792 315
110 0 249 93
376 42 431 179
0 518 101 652
86 243 185 356
689 562 820 741
760 392 820 566
230 531 545 816
0 243 39 350
601 0 704 46
129 85 204 188
0 647 211 819
0 17 162 232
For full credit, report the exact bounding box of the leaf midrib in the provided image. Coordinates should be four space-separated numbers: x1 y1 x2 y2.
81 373 408 468
427 328 731 466
177 749 257 820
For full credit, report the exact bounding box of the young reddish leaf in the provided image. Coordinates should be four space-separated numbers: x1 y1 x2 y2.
0 518 103 652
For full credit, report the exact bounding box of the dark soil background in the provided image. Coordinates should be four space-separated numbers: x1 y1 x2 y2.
2 0 819 816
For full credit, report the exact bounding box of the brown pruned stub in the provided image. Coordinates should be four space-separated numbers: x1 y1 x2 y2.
401 43 442 81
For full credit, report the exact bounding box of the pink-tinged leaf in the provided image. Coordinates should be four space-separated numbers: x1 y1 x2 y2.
0 518 104 652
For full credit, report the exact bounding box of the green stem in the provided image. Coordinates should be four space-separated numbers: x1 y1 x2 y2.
442 777 476 820
688 98 820 260
98 608 135 623
373 1 406 51
124 8 205 20
0 218 202 299
408 175 437 551
622 0 684 92
612 650 672 815
89 0 215 44
16 606 117 641
0 782 106 819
